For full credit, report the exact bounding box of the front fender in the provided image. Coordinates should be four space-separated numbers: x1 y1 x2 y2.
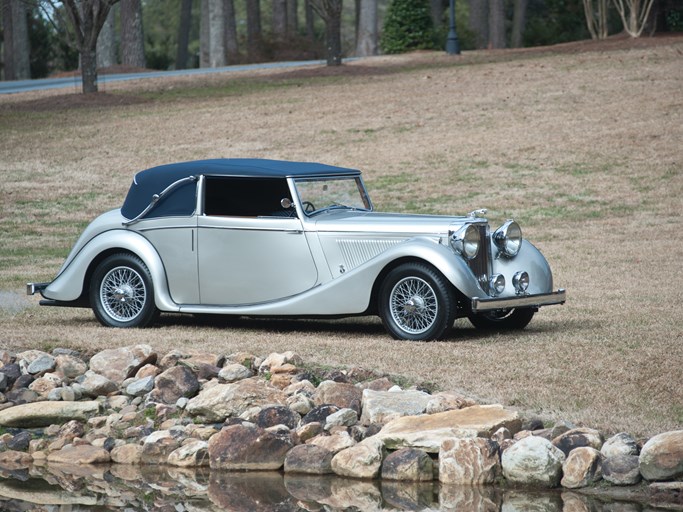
42 230 178 312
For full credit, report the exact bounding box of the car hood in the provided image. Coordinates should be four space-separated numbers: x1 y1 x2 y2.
309 210 485 235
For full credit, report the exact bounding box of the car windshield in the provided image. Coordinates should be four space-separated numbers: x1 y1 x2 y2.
293 177 371 216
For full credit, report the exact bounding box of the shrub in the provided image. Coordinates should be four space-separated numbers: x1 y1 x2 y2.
380 0 438 54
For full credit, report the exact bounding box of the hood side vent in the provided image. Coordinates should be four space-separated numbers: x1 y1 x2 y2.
338 238 405 271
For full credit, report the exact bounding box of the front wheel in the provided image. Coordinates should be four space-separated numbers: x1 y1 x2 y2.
90 253 159 328
378 263 456 341
467 308 535 331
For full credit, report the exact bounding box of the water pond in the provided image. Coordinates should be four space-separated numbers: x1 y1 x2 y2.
0 462 656 511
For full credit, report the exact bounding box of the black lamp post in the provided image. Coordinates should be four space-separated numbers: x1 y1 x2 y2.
446 0 461 55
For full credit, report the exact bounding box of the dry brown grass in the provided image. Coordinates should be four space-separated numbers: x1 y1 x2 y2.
1 37 682 438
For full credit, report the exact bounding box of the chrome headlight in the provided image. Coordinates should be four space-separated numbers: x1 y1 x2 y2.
489 274 506 296
493 220 522 258
513 271 530 294
450 224 480 260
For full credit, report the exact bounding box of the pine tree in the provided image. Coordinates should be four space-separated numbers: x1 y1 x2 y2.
380 0 437 54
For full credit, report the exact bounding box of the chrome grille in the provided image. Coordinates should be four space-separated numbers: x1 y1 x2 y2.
467 224 490 289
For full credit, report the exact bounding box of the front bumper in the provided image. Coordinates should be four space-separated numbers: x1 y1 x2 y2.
471 288 566 312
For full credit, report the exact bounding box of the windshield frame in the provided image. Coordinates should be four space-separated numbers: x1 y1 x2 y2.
292 175 373 217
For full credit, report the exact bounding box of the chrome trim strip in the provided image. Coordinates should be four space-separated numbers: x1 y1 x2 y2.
471 289 566 312
123 175 198 226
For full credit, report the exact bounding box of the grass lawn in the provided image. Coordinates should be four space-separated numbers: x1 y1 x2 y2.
1 35 681 438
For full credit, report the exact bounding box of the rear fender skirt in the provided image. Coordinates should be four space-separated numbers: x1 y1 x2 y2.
42 230 178 312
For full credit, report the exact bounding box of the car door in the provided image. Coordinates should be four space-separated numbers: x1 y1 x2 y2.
197 176 318 306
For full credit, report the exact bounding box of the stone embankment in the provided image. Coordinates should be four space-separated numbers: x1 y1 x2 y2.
0 345 681 499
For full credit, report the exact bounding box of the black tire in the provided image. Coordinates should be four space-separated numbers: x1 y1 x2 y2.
467 308 535 331
378 262 456 341
89 253 159 328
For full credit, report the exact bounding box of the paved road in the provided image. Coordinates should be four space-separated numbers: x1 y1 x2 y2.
0 59 328 95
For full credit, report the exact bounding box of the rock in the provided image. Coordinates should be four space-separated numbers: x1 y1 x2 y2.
360 388 432 425
325 408 358 430
110 443 143 464
4 388 38 405
208 424 293 470
28 373 62 397
286 393 314 415
141 430 182 464
80 371 118 397
151 365 199 404
551 427 603 456
331 436 385 479
134 364 159 379
603 454 641 485
296 422 322 443
58 420 86 443
308 430 357 454
501 435 565 487
358 377 395 392
12 374 34 390
284 444 334 474
439 437 501 485
302 404 340 425
639 430 683 481
6 431 31 451
47 445 111 464
125 376 155 397
601 432 639 458
561 447 602 488
218 363 253 383
425 391 476 414
0 450 33 466
376 404 522 452
167 439 209 467
27 354 56 375
0 364 21 387
186 378 287 422
88 344 156 385
256 405 300 430
314 381 363 414
258 352 303 374
382 448 434 481
0 400 100 427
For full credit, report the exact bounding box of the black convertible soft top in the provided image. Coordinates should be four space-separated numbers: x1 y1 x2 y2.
120 158 359 220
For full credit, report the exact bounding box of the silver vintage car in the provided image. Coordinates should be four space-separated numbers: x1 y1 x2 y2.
28 159 565 341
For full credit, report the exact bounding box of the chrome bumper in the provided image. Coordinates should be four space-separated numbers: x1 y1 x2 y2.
27 282 49 295
471 289 566 312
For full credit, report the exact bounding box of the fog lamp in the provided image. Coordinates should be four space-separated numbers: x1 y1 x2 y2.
489 274 505 296
513 271 530 294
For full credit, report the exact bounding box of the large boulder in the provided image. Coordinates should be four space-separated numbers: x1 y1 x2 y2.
47 444 111 464
208 424 293 470
376 404 522 452
382 448 434 481
360 389 432 425
502 435 565 487
0 401 100 428
602 454 641 485
88 344 156 385
551 427 603 457
167 439 209 467
308 431 357 454
331 437 385 479
639 430 683 481
314 381 363 414
560 446 602 488
439 437 500 485
80 371 118 398
186 378 287 422
284 444 334 474
601 432 639 458
150 365 199 404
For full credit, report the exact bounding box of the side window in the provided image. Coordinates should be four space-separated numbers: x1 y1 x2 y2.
204 177 295 217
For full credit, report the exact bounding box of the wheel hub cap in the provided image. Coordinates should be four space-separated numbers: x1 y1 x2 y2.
389 277 438 335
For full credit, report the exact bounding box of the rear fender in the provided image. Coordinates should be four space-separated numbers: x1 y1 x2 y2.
42 230 178 311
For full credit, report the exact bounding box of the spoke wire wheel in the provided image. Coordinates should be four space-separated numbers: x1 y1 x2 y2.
100 266 147 322
389 276 438 335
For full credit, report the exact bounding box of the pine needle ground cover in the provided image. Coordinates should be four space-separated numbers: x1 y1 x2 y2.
1 37 681 437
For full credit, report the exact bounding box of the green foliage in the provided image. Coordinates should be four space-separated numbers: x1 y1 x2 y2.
380 0 438 54
523 0 592 47
666 9 683 32
28 7 55 78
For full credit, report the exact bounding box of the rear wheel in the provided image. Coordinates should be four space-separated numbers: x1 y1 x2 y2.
467 308 535 331
90 253 159 328
378 263 456 341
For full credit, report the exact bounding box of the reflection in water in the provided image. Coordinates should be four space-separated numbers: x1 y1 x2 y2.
0 463 647 511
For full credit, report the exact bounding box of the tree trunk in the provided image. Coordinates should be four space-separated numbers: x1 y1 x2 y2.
97 7 116 68
176 0 193 69
305 0 315 39
81 46 99 93
120 0 146 68
355 0 377 57
246 0 262 61
272 0 287 40
488 0 505 48
310 0 343 66
431 0 445 30
225 0 239 62
208 0 226 67
468 0 489 49
510 0 527 48
200 0 210 67
286 0 298 35
2 0 30 80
